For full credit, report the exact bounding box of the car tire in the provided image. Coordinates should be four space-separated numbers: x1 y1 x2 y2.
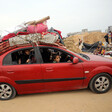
0 83 16 100
89 73 112 94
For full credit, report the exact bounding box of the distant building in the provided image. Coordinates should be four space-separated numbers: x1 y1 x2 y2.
108 26 112 32
82 29 88 32
67 32 80 37
88 30 101 33
67 29 101 37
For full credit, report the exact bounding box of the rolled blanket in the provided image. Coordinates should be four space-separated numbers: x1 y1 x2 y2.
9 33 58 46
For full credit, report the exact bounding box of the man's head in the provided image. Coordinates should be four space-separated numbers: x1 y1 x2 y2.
25 50 30 55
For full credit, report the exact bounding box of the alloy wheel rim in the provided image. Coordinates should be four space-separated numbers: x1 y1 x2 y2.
95 76 109 92
0 84 12 99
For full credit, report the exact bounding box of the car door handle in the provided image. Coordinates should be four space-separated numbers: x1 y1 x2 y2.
7 71 14 74
46 67 53 72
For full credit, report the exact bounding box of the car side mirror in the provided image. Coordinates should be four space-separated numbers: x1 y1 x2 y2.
73 57 79 64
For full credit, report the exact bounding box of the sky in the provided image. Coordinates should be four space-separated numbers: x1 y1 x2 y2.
0 0 112 37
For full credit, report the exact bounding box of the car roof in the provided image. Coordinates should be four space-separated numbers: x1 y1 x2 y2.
0 43 65 56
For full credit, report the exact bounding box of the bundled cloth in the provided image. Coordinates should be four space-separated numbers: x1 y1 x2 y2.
2 33 16 41
9 33 58 46
27 22 48 34
26 16 49 33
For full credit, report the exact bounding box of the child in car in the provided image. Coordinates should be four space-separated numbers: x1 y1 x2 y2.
53 54 60 63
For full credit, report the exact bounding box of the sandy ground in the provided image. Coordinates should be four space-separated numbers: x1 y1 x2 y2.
0 88 112 112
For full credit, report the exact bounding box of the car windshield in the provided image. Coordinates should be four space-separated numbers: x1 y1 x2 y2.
78 53 90 60
66 49 90 60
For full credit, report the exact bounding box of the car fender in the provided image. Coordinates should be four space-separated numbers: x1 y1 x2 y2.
90 66 112 78
83 66 112 87
0 76 19 92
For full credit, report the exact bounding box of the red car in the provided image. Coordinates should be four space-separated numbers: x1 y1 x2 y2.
0 44 112 100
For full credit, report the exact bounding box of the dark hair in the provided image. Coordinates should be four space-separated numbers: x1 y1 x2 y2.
25 49 30 52
52 54 59 60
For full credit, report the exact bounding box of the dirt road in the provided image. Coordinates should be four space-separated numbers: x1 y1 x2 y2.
0 88 112 112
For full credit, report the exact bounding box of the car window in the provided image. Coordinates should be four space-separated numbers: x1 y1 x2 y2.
66 49 89 60
3 48 37 65
40 47 74 63
78 53 90 60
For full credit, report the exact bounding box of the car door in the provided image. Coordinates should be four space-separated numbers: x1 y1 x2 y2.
40 47 85 91
1 47 44 93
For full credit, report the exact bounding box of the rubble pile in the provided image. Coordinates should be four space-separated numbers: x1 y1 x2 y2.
64 32 106 53
84 32 106 44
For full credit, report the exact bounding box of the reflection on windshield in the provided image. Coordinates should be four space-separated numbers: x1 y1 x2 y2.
66 49 90 60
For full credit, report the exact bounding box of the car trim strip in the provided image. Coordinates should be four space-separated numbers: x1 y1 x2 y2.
15 77 86 84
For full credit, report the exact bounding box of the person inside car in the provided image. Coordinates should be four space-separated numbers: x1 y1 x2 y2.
52 54 60 63
19 49 32 64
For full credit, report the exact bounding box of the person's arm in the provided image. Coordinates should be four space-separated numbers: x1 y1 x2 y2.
18 59 21 64
26 59 30 63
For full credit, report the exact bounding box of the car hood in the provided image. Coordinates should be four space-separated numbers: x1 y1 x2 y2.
86 54 112 62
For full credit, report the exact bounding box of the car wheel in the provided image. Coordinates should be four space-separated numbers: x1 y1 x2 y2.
0 83 16 100
89 73 112 93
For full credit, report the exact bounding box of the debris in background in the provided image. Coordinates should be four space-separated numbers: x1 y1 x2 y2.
64 32 106 53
